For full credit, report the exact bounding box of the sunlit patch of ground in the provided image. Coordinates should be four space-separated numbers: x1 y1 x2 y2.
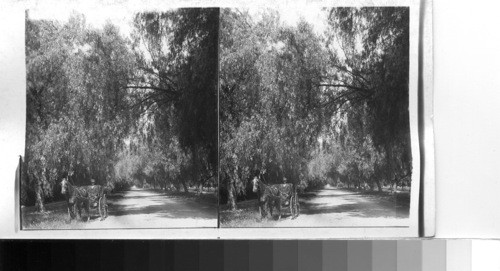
220 187 410 228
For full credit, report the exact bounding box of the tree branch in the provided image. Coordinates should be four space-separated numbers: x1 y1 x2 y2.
329 63 370 86
137 66 178 90
126 85 179 97
321 91 352 108
318 83 371 94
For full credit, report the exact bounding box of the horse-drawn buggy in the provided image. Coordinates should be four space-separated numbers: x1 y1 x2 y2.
60 178 109 222
252 175 300 220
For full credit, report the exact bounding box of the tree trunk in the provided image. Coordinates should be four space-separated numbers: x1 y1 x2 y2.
191 146 199 194
375 180 382 192
385 143 396 192
35 180 45 213
227 180 237 211
197 182 203 195
227 170 237 211
181 180 189 193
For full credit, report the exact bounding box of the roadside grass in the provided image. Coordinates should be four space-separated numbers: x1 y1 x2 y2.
220 202 261 227
220 199 294 227
21 202 103 230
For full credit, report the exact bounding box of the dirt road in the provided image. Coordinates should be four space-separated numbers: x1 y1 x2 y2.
220 187 410 227
22 188 218 229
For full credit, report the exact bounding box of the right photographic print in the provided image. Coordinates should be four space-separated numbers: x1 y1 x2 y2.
219 6 419 229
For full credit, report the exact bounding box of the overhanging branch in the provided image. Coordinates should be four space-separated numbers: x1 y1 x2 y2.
126 85 179 97
318 83 371 93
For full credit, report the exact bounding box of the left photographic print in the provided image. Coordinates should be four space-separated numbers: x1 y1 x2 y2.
21 8 219 229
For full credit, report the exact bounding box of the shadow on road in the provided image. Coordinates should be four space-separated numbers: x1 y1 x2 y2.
106 189 217 220
299 188 409 218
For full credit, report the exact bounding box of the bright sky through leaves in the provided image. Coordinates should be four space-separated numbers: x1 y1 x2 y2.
29 7 135 37
247 4 328 35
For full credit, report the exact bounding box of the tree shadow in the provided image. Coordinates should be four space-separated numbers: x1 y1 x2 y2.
107 194 217 220
298 196 409 219
299 192 360 200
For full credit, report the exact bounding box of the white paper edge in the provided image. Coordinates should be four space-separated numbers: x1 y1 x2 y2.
420 0 435 237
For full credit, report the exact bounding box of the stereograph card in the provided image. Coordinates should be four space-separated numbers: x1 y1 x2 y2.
0 0 433 239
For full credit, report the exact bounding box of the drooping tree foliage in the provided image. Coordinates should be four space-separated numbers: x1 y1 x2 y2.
25 14 136 210
23 9 218 211
220 7 411 209
323 7 411 191
220 9 328 209
126 8 219 193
